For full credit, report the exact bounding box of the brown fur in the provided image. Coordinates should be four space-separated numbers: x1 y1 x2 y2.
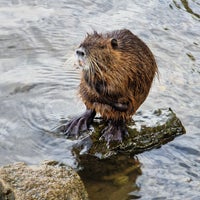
78 29 158 122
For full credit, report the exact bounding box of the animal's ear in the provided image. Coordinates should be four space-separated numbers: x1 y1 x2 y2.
110 38 118 49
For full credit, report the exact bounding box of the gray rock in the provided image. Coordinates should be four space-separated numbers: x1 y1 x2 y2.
0 161 89 200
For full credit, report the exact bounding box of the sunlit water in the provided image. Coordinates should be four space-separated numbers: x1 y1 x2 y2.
0 0 199 199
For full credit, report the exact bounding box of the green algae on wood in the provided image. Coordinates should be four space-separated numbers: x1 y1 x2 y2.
74 108 186 159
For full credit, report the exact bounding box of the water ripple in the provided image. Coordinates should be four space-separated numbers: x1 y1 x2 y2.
0 0 200 199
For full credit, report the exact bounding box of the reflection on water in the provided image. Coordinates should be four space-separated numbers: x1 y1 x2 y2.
0 0 200 199
78 155 142 200
173 0 200 19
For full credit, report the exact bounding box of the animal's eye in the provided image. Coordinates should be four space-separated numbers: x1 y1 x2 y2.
111 38 118 49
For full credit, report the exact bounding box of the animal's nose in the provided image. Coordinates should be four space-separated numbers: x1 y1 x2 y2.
76 48 85 57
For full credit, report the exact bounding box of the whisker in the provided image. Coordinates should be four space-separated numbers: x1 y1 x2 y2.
91 58 103 78
62 55 76 69
90 55 105 74
89 56 107 90
93 56 108 71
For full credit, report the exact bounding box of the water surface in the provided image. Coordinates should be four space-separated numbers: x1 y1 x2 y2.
0 0 199 199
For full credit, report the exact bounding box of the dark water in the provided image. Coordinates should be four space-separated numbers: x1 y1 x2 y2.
0 0 199 199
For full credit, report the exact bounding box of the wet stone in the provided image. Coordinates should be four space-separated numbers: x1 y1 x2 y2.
71 108 186 159
0 161 89 200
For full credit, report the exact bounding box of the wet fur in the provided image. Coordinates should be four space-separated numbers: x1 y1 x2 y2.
79 29 158 121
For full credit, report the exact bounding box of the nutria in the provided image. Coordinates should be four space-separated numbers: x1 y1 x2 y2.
64 29 158 142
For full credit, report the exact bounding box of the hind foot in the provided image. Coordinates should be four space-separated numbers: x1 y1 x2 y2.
60 109 96 138
100 120 128 143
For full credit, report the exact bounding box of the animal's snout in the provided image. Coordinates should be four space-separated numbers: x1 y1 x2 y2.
76 48 86 57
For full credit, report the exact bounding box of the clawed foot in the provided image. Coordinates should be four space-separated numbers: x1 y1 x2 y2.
57 109 128 143
60 109 96 138
100 120 128 143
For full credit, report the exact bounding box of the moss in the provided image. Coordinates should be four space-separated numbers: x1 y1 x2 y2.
0 161 89 200
74 108 186 159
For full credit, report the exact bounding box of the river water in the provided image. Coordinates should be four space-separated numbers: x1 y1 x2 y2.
0 0 199 199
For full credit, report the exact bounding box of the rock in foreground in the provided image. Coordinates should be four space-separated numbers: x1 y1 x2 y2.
0 161 88 200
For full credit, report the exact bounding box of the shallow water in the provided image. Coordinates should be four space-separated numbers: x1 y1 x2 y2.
0 0 199 199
